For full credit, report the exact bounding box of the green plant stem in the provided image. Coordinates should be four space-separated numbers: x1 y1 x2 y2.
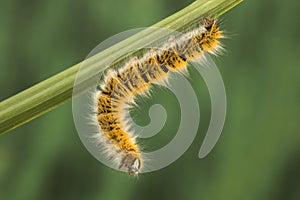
0 0 242 135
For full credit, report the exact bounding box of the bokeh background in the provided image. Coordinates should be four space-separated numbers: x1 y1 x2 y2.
1 0 300 199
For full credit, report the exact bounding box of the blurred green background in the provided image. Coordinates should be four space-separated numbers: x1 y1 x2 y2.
1 0 300 199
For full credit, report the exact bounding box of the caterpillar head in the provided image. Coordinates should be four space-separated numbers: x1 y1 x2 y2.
119 152 142 175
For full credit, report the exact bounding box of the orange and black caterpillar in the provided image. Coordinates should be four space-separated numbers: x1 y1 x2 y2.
94 18 223 175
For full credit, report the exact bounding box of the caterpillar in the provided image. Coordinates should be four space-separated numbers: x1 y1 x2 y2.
94 17 223 175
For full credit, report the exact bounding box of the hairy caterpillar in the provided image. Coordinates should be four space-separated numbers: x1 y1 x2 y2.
94 18 223 175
